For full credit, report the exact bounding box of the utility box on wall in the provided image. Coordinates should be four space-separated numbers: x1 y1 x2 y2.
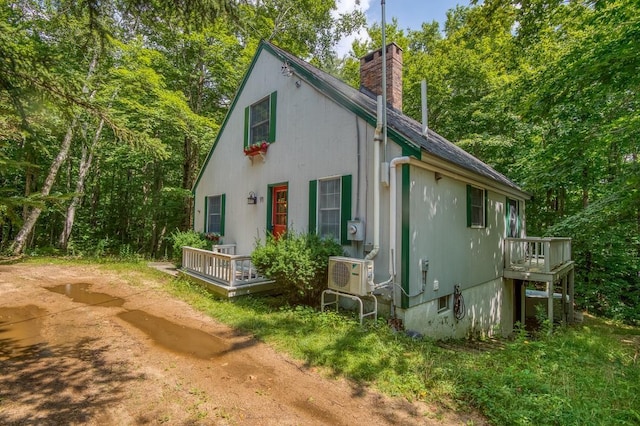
347 220 364 241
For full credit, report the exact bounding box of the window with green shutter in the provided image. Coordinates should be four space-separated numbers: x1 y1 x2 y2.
309 175 352 244
506 197 520 237
244 91 277 148
205 194 225 235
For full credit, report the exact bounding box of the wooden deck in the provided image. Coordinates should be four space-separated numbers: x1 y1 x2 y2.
504 237 575 327
181 246 277 298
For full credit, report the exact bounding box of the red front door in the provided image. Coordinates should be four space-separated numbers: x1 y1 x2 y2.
272 185 288 238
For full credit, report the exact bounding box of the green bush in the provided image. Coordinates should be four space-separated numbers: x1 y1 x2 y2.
251 232 344 306
169 229 209 267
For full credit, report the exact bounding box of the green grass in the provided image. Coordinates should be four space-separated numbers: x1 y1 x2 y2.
11 258 639 425
165 277 640 426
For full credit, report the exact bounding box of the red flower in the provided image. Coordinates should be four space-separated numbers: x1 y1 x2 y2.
244 141 270 156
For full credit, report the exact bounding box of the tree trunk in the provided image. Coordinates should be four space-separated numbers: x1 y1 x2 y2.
582 167 589 209
181 59 205 230
59 117 105 249
149 161 164 257
182 135 198 230
9 53 98 255
10 122 77 255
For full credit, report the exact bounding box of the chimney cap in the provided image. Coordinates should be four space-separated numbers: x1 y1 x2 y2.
359 42 403 63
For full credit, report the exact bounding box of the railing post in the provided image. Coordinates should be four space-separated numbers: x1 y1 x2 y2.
544 240 551 273
230 258 237 287
568 268 575 323
547 280 554 331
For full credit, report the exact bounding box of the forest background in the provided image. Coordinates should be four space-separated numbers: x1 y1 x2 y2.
1 0 638 323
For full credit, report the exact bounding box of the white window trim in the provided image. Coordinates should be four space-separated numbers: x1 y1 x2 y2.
317 176 342 241
470 186 486 228
249 96 270 145
206 195 223 235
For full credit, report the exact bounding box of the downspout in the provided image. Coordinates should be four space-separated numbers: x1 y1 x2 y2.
365 96 384 261
381 0 388 163
389 156 411 314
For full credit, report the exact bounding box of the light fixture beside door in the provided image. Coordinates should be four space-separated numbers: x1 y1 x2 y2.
247 191 257 205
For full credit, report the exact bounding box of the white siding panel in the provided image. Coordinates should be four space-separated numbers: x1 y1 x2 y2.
404 166 505 303
402 277 513 339
195 51 365 255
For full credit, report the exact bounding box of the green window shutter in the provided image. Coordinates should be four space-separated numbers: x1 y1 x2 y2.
268 91 277 143
516 200 521 235
220 194 226 236
506 196 511 233
244 106 250 148
484 189 488 228
204 196 209 232
308 180 317 234
340 174 352 244
466 185 472 227
266 186 273 234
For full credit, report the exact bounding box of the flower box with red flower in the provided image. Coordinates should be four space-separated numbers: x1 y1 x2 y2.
244 141 269 157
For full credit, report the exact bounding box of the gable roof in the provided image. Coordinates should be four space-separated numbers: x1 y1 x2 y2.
194 40 525 195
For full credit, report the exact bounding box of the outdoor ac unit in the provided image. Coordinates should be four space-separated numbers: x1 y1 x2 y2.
327 257 374 296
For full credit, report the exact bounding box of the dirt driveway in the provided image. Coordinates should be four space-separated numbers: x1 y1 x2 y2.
0 262 478 425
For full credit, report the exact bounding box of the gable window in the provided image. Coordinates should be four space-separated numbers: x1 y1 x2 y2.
205 194 225 235
308 175 352 244
244 92 277 148
466 185 487 228
250 97 269 143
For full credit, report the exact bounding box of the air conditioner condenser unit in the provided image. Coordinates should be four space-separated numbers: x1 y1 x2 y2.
327 257 374 296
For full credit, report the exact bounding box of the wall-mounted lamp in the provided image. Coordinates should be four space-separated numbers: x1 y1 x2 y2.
281 61 292 77
295 79 301 88
247 191 257 204
435 172 443 182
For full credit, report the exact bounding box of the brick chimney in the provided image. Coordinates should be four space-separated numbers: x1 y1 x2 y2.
359 43 403 111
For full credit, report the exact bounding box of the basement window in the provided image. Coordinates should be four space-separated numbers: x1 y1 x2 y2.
438 295 450 313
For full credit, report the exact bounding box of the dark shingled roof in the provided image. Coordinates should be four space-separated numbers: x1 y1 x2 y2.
264 41 522 192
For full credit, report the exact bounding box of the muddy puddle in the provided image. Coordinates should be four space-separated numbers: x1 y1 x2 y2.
46 283 124 307
42 283 234 360
118 310 231 359
0 305 48 358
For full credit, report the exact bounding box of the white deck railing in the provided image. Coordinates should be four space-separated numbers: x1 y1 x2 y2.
182 246 267 287
212 244 236 254
505 237 571 273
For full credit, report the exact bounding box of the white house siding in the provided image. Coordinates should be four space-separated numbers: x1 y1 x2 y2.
194 44 527 338
402 277 514 339
397 165 515 338
195 51 375 257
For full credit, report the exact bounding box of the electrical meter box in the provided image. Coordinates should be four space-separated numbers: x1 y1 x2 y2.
347 220 364 241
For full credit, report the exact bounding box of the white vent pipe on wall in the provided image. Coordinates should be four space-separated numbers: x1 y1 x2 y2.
365 95 384 261
421 80 428 137
389 157 410 281
381 0 388 162
389 156 439 314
